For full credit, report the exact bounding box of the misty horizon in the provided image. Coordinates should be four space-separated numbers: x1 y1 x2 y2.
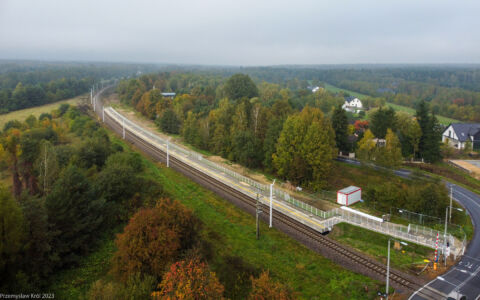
1 0 479 65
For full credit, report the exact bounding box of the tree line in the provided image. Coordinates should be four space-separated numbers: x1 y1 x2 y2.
0 61 161 114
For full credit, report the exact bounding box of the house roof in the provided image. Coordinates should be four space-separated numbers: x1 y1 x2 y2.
161 92 176 97
345 96 359 103
449 123 480 142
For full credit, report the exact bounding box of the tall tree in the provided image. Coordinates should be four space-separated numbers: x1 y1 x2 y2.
331 105 349 152
0 186 25 289
273 107 336 189
377 129 403 168
416 101 442 162
370 107 396 138
2 129 23 197
302 119 337 190
224 74 259 101
159 109 180 134
46 166 105 268
112 198 199 282
356 129 376 161
263 119 284 172
18 193 52 283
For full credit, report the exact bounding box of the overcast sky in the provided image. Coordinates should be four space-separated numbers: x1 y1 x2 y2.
0 0 479 66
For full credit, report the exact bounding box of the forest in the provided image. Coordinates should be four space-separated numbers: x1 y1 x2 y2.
0 61 159 114
116 72 450 219
0 102 299 298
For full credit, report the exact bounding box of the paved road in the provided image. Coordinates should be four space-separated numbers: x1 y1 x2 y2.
411 182 480 300
336 158 480 299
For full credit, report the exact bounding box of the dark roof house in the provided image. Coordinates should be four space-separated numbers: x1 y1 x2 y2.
442 123 480 150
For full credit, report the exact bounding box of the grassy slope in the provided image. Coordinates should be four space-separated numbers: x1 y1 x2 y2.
323 83 459 125
0 96 85 129
48 135 382 299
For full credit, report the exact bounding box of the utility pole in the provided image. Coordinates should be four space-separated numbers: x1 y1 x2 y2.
166 140 170 167
256 192 262 240
269 179 276 228
43 143 47 193
102 106 105 122
386 239 390 299
90 88 93 104
449 185 453 223
444 207 448 267
122 117 125 139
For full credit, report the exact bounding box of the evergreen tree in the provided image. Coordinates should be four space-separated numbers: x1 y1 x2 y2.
0 186 25 290
46 166 105 268
19 193 52 284
423 114 442 162
416 101 442 162
416 100 430 157
331 105 349 152
159 109 180 134
370 107 396 138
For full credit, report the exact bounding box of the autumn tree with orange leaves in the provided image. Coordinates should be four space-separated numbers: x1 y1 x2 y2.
112 198 199 282
154 256 224 300
248 271 294 300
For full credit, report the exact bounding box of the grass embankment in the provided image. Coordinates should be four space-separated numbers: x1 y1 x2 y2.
323 83 459 125
49 135 383 299
0 96 85 129
330 223 432 274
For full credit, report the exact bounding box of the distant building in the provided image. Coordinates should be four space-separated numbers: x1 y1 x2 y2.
442 123 480 150
307 86 322 93
161 92 176 99
342 96 363 113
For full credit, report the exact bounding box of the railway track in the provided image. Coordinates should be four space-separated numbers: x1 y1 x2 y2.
94 95 447 299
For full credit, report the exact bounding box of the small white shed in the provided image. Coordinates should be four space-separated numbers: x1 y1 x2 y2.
337 186 361 206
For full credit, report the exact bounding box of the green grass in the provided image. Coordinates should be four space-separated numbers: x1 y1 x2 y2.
324 83 368 99
0 96 86 129
323 83 459 125
330 223 433 273
48 235 117 299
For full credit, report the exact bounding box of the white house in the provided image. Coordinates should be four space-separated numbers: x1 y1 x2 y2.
442 123 480 150
342 96 363 113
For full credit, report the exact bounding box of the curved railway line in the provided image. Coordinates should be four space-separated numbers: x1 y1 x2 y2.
91 88 448 299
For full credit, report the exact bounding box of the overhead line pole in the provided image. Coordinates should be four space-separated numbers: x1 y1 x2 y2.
122 117 125 139
269 179 275 228
166 140 170 167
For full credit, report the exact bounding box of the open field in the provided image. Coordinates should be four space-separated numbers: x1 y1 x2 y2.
0 95 86 129
323 83 459 125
